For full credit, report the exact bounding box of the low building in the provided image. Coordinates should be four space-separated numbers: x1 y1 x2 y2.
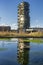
0 26 11 31
26 28 43 33
11 30 18 33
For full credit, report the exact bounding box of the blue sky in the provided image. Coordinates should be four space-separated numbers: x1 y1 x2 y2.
0 0 43 29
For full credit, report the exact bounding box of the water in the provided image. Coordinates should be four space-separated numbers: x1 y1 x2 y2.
0 38 43 65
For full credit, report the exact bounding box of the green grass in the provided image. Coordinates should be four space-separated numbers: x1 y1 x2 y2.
24 39 43 43
0 38 11 40
0 48 8 51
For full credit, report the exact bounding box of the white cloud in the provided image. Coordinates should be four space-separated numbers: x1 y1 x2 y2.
0 23 18 30
0 23 8 26
10 23 18 30
31 19 43 28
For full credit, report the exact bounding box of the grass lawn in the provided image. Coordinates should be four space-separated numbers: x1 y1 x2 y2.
24 38 43 43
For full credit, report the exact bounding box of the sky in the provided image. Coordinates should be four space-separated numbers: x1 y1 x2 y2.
0 0 43 29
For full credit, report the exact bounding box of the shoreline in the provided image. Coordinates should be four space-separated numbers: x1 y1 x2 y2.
0 36 43 38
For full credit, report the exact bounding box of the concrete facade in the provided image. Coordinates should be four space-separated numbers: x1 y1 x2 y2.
0 26 11 31
26 28 43 32
18 2 30 32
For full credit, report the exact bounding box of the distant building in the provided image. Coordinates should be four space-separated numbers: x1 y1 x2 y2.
18 2 30 32
26 28 43 32
11 30 18 33
0 26 11 31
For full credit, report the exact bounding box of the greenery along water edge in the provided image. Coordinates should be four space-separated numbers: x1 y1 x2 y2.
0 48 8 51
24 38 43 43
0 38 11 40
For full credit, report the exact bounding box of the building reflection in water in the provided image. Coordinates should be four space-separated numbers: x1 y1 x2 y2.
17 38 30 65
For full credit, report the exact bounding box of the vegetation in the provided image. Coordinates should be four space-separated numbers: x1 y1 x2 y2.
0 38 10 40
0 31 43 37
24 38 43 43
0 48 7 51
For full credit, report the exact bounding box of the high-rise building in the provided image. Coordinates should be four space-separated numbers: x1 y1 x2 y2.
17 38 30 65
18 2 30 32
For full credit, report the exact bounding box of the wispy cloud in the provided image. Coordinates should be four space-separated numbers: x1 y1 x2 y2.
0 23 18 30
31 19 43 28
10 23 18 30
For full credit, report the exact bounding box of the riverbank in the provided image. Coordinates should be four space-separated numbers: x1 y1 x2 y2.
24 38 43 43
0 31 43 38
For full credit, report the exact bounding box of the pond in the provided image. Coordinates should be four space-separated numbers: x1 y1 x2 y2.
0 38 43 65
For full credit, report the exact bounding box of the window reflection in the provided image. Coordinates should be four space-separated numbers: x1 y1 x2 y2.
17 38 30 65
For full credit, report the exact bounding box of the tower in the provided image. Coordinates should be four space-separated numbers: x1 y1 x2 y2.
17 38 30 65
18 2 30 32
